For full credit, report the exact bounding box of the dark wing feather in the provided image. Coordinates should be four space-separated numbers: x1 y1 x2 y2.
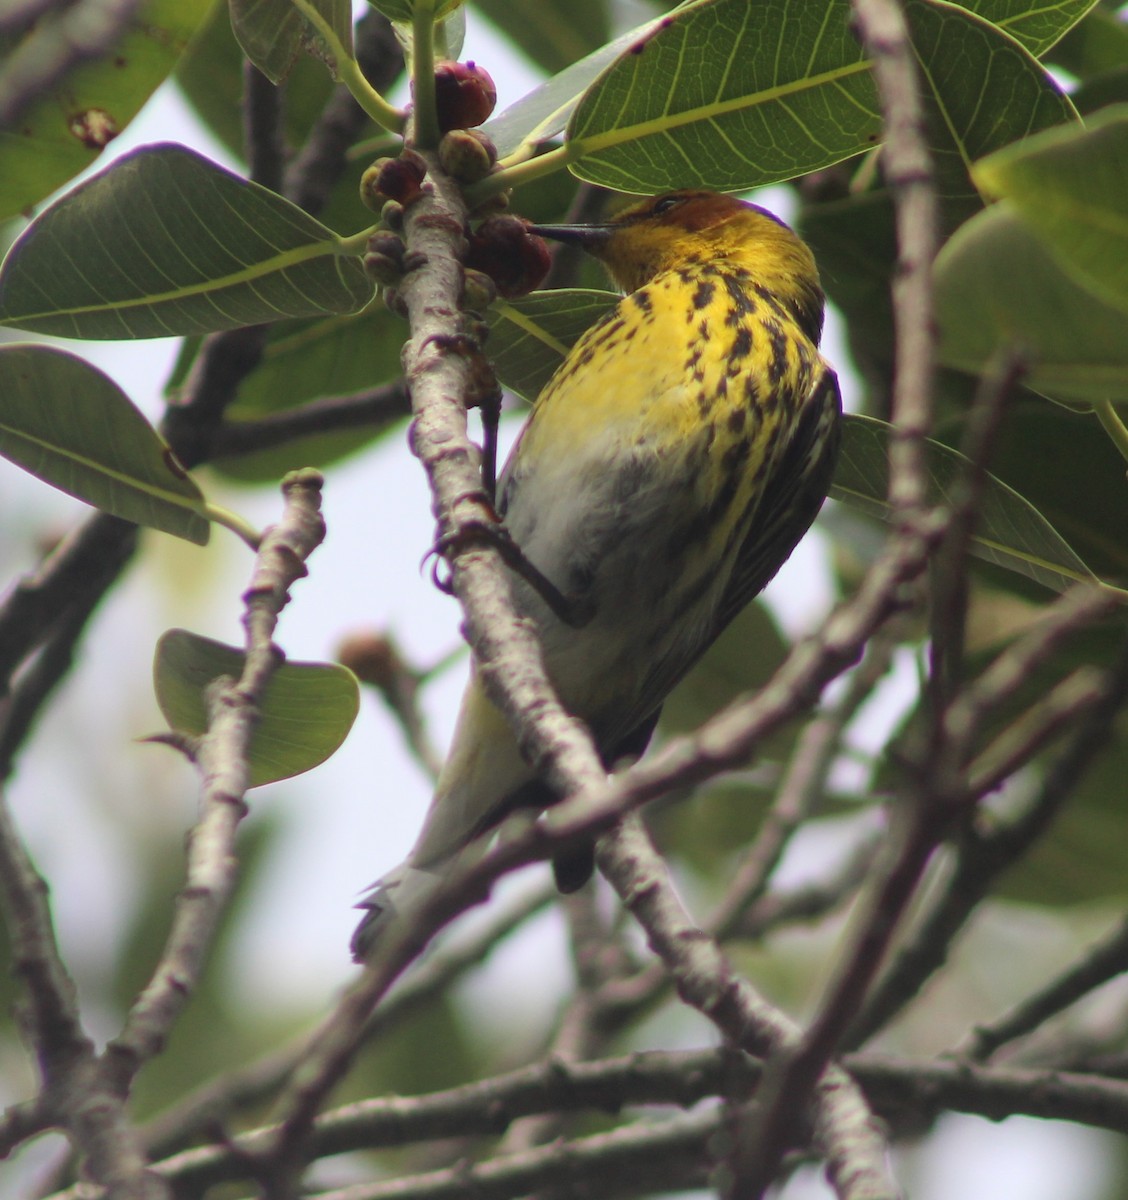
713 363 841 633
616 363 841 740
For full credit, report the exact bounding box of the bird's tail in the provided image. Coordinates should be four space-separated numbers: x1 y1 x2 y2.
350 863 436 960
350 838 493 962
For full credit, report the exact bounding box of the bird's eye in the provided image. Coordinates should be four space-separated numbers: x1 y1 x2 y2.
652 195 682 215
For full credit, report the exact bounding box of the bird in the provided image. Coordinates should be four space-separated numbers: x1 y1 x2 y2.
352 189 841 959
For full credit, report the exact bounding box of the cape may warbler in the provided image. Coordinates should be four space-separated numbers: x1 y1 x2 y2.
353 190 841 957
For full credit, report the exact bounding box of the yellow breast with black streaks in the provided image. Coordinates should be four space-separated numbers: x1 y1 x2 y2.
515 259 822 570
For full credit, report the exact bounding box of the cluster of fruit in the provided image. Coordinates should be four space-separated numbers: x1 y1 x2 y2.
360 61 551 316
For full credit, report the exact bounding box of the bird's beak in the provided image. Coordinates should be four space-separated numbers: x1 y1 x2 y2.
526 221 615 251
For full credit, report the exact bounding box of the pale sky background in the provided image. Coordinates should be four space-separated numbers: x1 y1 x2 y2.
0 7 1117 1198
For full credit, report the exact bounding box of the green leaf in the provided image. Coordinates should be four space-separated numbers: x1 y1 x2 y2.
565 0 881 193
483 11 671 158
935 202 1128 406
953 0 1099 57
997 733 1128 904
524 0 1072 202
230 0 353 84
1048 4 1128 79
365 0 465 22
206 308 409 481
0 144 374 340
153 630 359 787
0 0 213 222
944 402 1128 589
905 0 1078 225
0 345 210 544
972 106 1128 316
474 0 609 75
175 0 337 161
831 413 1098 594
661 602 793 739
489 288 619 401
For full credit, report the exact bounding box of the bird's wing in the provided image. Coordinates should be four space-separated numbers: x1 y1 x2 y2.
606 363 841 746
712 362 841 633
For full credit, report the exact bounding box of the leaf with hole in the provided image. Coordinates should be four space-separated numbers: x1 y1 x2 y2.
0 144 374 340
0 0 213 222
153 630 359 787
0 345 209 543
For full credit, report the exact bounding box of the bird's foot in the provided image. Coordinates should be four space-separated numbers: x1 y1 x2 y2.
431 519 595 629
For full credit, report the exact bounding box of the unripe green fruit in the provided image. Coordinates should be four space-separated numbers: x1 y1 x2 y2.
438 128 498 183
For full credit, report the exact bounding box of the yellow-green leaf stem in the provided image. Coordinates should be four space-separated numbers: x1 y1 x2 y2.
1094 399 1128 469
201 503 263 549
466 144 572 203
290 0 405 132
412 2 441 148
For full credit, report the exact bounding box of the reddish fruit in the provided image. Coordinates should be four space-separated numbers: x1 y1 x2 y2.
362 150 428 209
432 60 497 132
465 216 551 299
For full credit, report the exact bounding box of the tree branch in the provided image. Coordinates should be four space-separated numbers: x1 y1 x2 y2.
99 472 325 1099
845 633 1128 1047
208 382 411 460
137 882 553 1161
597 815 895 1200
959 911 1128 1063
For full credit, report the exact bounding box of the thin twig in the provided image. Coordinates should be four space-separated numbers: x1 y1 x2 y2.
259 151 609 1174
283 10 404 215
99 472 326 1099
733 0 938 1179
710 635 897 941
845 635 1128 1047
925 350 1026 712
138 883 553 1161
943 586 1116 773
960 912 1128 1063
0 547 132 780
244 61 285 192
49 1045 1128 1198
0 781 158 1197
209 382 411 459
597 815 896 1200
